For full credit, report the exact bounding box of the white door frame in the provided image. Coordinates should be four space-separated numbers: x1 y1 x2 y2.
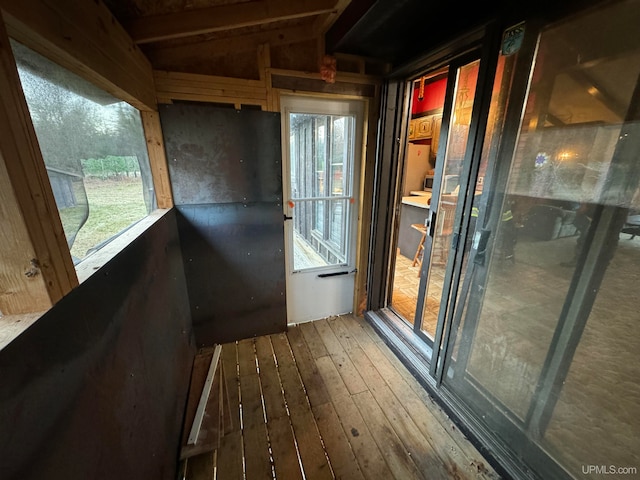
280 94 366 324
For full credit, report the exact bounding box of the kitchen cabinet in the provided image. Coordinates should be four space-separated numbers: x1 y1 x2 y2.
431 114 442 158
409 113 441 141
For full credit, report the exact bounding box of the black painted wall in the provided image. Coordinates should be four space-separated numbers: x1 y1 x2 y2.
0 210 195 480
160 103 287 345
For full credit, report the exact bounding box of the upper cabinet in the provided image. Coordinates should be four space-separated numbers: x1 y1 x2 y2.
410 113 442 140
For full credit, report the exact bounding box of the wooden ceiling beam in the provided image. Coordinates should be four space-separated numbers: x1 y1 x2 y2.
146 24 317 68
128 0 338 44
313 0 353 36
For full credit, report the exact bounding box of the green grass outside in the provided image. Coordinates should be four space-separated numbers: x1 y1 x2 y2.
61 178 148 260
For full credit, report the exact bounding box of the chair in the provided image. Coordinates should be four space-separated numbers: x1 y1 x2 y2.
410 223 427 275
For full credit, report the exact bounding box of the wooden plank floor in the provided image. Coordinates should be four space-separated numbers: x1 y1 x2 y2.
182 315 501 480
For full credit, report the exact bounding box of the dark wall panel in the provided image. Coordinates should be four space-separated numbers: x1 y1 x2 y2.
160 103 287 345
178 204 286 345
0 210 195 480
161 104 282 205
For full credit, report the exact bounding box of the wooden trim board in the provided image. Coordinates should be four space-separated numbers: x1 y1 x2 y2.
141 111 173 209
0 13 77 314
188 345 222 445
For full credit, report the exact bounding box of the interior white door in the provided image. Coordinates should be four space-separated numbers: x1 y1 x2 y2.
281 95 365 324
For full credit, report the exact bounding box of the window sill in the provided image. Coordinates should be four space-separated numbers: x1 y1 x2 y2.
0 311 46 352
0 208 172 352
75 209 171 283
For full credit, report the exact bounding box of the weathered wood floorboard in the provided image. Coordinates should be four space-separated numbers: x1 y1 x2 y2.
185 315 500 480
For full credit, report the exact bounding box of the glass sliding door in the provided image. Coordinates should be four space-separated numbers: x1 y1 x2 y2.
442 1 640 477
389 70 447 327
437 51 518 378
388 57 482 343
418 60 480 340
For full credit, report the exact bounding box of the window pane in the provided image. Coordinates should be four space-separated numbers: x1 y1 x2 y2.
12 40 155 264
444 1 640 477
289 112 354 270
420 60 479 339
315 118 326 197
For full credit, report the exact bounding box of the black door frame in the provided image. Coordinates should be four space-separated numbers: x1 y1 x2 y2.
367 23 500 366
366 1 634 478
364 16 573 480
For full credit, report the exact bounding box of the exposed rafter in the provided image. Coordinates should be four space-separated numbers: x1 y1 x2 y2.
145 24 318 67
127 0 339 44
569 70 628 120
313 0 353 36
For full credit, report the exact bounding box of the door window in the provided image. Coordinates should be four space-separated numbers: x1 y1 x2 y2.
289 113 355 271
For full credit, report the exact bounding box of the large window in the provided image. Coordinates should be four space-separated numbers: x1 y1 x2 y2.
442 1 640 477
12 40 155 264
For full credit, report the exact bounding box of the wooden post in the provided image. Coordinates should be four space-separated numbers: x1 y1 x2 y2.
258 43 278 112
0 14 77 315
141 111 174 209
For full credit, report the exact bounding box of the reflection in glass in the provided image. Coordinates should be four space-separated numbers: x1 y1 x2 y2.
443 1 640 477
450 53 516 362
544 187 640 472
289 113 354 271
12 40 154 264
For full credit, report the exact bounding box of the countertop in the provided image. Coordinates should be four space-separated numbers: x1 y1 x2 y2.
401 193 431 209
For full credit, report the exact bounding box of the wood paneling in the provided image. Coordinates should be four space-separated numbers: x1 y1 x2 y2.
272 73 377 97
270 40 319 73
154 69 267 107
153 65 380 111
271 67 382 86
145 23 317 71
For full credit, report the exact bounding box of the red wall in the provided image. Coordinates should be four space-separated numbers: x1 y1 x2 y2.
412 77 447 115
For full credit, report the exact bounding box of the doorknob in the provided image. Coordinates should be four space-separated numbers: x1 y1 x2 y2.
284 214 293 221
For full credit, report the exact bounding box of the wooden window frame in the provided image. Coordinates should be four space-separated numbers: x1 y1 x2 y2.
0 0 172 317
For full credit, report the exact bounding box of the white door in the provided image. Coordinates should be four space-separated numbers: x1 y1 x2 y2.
281 95 365 324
